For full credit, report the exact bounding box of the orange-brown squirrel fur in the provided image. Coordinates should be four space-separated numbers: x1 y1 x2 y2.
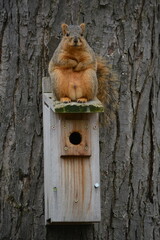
49 23 118 123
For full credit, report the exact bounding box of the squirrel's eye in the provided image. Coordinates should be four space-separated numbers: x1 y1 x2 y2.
66 33 70 36
81 33 83 36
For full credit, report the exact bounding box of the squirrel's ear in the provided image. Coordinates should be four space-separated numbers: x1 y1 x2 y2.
80 23 86 33
61 24 68 35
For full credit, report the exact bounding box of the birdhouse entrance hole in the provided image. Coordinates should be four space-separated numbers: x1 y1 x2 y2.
69 131 82 145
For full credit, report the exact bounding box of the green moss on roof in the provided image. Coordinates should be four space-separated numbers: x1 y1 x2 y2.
53 99 104 113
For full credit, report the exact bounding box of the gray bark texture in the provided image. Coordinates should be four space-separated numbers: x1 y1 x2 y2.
0 0 159 239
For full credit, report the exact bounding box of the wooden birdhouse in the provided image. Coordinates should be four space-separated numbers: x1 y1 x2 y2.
42 77 103 224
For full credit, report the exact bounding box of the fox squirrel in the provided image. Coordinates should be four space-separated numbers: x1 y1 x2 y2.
49 23 118 123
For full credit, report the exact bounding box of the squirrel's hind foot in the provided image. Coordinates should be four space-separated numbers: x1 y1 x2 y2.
77 98 88 103
60 97 71 103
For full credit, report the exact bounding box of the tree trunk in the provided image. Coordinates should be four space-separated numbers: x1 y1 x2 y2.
0 0 159 239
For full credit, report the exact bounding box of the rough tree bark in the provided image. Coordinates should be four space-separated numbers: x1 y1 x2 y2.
0 0 159 239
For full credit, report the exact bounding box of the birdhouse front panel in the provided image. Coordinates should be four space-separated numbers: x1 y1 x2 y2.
46 112 101 223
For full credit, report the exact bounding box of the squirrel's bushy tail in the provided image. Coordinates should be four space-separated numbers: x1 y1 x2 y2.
96 56 118 125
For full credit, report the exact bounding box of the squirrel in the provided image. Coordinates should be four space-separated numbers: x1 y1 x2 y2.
48 23 118 124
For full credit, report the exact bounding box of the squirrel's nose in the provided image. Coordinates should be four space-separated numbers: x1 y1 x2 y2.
74 37 78 44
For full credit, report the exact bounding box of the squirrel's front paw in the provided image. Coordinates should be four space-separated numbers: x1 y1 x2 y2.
60 97 71 103
77 98 88 103
74 62 84 71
